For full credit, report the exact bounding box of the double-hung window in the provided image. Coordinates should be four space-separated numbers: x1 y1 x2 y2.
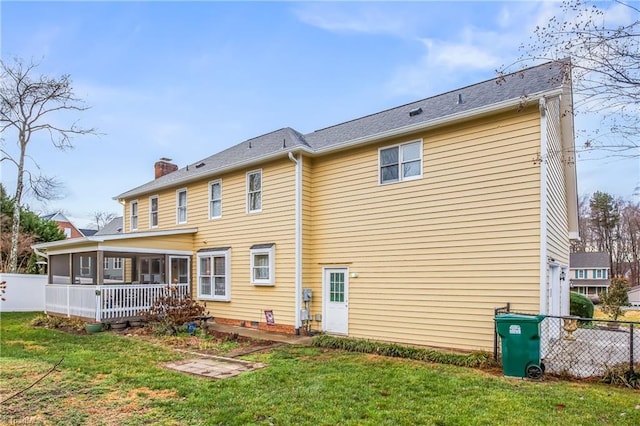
209 180 222 219
176 189 187 224
150 195 159 228
250 243 275 286
379 140 422 184
198 248 230 301
130 200 138 231
247 170 262 213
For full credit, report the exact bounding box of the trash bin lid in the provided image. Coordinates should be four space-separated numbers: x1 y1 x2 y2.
494 313 546 323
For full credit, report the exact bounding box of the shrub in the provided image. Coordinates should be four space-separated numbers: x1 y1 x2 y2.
601 363 640 389
570 291 594 321
312 335 496 368
141 285 206 336
600 276 630 321
30 314 85 332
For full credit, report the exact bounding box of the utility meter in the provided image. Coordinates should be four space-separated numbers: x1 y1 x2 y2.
302 288 312 302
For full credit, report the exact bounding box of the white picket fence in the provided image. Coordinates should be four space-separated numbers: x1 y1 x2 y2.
45 283 190 322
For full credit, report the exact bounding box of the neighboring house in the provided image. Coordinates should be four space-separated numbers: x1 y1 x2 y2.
569 252 610 298
41 212 84 239
629 286 640 306
33 60 578 352
94 217 123 236
79 228 98 237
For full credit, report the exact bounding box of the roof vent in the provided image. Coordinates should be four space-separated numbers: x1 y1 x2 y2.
195 162 205 168
457 93 464 104
283 138 286 148
248 141 252 149
409 107 423 117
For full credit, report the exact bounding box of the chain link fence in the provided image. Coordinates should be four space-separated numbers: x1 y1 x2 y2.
495 307 639 380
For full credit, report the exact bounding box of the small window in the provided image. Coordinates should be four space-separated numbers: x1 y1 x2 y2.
247 170 262 213
198 249 230 301
176 189 187 224
209 180 222 219
250 243 275 285
379 140 422 184
113 258 122 269
64 227 72 238
103 258 109 269
130 200 138 231
150 195 159 228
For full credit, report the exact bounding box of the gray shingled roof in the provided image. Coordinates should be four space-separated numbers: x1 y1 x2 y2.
116 60 568 200
95 216 123 236
570 252 610 268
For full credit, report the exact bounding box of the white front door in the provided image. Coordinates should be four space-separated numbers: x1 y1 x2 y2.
323 268 349 335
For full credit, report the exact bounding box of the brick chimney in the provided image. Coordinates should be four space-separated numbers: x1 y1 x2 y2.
154 158 178 179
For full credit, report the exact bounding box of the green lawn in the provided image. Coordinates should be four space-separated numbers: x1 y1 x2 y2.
1 312 639 425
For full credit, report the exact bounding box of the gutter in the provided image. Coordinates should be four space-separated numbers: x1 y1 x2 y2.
538 97 549 315
288 152 303 332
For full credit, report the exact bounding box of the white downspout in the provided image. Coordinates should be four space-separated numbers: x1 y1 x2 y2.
288 152 302 332
539 97 549 315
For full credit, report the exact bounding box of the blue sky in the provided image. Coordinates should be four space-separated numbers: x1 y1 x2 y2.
2 1 638 228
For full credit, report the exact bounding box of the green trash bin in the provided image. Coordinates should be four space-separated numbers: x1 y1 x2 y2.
494 313 546 379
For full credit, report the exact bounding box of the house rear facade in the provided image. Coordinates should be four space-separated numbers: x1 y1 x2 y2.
569 252 610 298
34 60 578 352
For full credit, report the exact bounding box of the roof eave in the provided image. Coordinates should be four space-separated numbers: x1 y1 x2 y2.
32 228 199 251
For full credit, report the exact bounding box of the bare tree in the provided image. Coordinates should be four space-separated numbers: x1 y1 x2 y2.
0 58 96 272
90 211 117 231
506 0 640 157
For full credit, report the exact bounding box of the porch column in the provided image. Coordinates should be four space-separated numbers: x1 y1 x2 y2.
96 251 104 284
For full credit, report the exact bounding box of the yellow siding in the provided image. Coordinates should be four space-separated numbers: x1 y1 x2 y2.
307 108 542 351
545 97 570 265
120 157 298 328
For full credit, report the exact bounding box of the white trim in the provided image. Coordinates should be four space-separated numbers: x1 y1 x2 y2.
129 200 139 232
32 228 198 250
250 245 275 285
208 179 222 220
539 97 549 314
44 246 193 256
149 195 159 228
378 139 423 185
176 188 188 224
246 169 263 214
197 249 231 301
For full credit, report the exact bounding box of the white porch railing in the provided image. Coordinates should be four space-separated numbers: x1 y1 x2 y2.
45 283 190 322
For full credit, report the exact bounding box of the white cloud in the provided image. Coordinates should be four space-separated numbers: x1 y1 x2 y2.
292 3 420 38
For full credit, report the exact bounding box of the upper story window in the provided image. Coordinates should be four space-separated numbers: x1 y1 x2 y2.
593 269 608 279
379 140 422 184
130 200 139 231
250 243 275 286
176 189 187 224
64 227 72 238
209 180 222 219
575 269 587 279
247 170 262 213
198 248 231 301
149 196 159 228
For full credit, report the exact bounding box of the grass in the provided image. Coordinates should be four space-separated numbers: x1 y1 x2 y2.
1 312 640 425
594 307 640 322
